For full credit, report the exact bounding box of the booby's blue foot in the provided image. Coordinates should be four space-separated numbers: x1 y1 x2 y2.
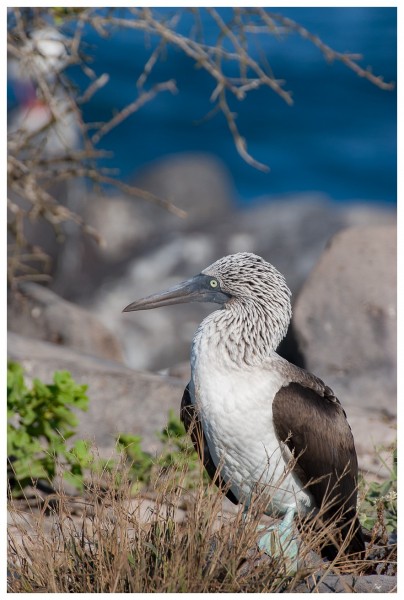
257 506 300 575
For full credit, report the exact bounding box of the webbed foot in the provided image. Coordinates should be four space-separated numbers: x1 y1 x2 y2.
257 506 300 575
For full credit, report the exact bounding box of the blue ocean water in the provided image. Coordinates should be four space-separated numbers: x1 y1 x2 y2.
11 7 397 205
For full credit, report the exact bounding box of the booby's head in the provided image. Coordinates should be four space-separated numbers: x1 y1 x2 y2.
201 252 291 312
123 253 292 354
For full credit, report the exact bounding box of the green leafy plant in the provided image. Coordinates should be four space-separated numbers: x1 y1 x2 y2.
7 362 201 497
117 410 202 492
359 446 397 534
158 409 200 471
116 434 155 487
7 361 91 494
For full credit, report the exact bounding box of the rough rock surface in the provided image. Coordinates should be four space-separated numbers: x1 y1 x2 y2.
291 573 396 593
8 332 184 455
8 282 124 363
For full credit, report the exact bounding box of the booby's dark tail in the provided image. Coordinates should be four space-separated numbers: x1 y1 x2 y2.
347 516 366 557
321 512 365 561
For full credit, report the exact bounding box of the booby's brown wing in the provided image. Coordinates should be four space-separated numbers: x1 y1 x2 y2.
272 382 365 559
180 384 239 505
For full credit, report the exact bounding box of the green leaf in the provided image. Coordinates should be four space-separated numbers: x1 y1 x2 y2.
63 470 84 491
160 409 186 440
7 362 91 496
70 440 93 465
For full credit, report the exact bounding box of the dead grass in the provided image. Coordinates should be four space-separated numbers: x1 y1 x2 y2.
7 454 396 593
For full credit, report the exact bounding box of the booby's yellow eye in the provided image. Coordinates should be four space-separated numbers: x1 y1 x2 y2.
210 279 218 288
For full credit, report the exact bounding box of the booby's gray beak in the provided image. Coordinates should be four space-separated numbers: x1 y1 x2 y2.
123 274 230 313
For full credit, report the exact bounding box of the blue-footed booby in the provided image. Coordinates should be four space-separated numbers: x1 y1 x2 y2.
123 252 365 564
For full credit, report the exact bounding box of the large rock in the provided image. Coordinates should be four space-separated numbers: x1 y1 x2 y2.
68 147 395 306
8 282 124 363
8 332 184 455
82 152 234 263
132 152 234 228
293 226 396 414
292 226 397 473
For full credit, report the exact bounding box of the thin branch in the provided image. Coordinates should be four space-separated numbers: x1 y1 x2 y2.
265 10 395 91
94 175 187 219
77 73 109 104
137 41 165 90
206 7 293 105
91 79 178 145
219 89 269 172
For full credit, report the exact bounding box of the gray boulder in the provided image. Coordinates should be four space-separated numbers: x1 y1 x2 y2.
293 225 396 415
292 226 397 475
58 152 235 301
69 148 395 306
8 283 124 363
132 152 234 228
82 152 234 263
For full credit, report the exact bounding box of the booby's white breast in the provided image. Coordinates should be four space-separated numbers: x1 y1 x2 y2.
190 343 314 516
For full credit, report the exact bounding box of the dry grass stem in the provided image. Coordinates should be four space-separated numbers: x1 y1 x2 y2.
8 443 395 593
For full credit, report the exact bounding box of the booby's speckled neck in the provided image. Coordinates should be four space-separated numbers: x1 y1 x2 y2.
192 295 291 368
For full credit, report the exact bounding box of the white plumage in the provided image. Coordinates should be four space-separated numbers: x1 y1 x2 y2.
190 304 314 516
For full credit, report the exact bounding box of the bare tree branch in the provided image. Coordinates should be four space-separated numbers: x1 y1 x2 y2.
262 10 395 91
91 80 178 145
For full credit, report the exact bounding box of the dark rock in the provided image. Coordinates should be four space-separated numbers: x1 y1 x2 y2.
9 178 87 300
8 332 184 455
291 573 396 593
227 542 396 593
8 282 124 363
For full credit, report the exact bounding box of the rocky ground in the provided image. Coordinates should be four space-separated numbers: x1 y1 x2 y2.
7 152 397 591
